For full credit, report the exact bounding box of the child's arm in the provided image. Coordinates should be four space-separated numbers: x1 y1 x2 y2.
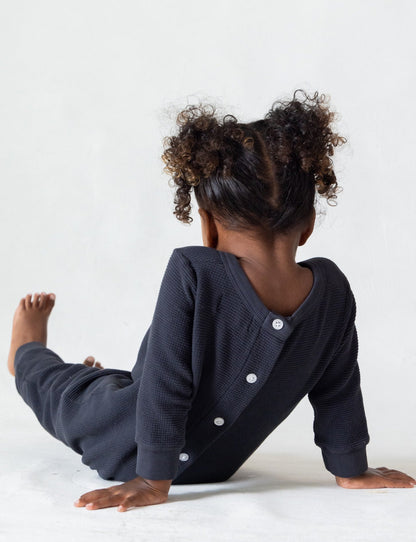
75 249 196 511
308 288 416 488
308 290 370 479
75 477 173 511
133 248 196 481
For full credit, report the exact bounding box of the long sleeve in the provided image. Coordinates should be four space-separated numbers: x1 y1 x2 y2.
308 289 370 477
135 248 197 480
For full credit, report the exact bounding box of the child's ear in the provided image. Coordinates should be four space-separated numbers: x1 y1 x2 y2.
198 208 210 247
207 216 219 249
298 209 316 247
199 208 219 249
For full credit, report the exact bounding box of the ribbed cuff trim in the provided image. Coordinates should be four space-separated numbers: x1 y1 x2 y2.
14 341 47 373
321 446 368 477
136 444 182 480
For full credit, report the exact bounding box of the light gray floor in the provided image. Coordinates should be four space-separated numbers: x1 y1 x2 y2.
2 373 416 542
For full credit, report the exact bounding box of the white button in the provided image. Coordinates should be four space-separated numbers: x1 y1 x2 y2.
246 373 257 383
214 417 225 426
272 318 284 330
179 453 189 462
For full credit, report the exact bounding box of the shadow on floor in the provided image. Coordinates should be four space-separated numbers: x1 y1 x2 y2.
167 453 336 503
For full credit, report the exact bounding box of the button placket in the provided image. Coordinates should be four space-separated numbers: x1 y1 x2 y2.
181 314 298 470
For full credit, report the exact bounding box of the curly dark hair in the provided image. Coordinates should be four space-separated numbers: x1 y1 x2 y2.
161 89 347 235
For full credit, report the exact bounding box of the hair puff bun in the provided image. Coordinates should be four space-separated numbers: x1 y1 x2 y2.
262 89 347 199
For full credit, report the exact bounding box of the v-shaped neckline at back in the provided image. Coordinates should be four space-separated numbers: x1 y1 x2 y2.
218 249 326 328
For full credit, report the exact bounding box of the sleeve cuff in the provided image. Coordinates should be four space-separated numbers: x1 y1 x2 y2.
136 444 182 480
321 445 368 477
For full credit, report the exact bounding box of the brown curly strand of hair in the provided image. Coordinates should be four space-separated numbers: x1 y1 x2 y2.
161 90 347 234
262 89 347 204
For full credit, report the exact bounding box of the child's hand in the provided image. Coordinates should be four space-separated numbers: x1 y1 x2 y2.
336 467 416 489
74 476 172 511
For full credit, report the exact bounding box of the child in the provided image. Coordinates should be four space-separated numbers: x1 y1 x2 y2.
8 89 416 513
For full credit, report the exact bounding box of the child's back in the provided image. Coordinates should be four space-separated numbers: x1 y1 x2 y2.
130 242 368 485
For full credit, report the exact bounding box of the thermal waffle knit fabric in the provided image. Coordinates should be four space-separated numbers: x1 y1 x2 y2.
14 245 370 484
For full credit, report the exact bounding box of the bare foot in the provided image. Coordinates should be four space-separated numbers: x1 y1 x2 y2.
7 292 56 376
83 356 104 369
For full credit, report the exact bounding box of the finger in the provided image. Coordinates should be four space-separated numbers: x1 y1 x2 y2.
385 469 416 481
383 471 415 480
120 495 142 510
395 480 415 488
85 494 123 510
120 491 168 509
118 500 137 512
117 497 135 512
94 361 104 369
77 483 124 504
384 477 416 488
33 292 41 306
77 488 112 505
387 475 416 485
117 496 148 512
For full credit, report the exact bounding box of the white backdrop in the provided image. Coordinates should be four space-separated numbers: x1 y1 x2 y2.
1 0 415 467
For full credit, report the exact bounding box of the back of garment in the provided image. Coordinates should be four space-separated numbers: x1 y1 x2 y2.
132 245 370 484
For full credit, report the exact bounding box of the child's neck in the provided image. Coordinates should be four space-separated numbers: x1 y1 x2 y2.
212 231 303 278
222 241 314 318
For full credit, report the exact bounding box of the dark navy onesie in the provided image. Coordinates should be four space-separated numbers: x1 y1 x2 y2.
14 245 370 484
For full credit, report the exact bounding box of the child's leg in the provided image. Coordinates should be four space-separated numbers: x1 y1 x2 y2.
8 293 138 482
14 340 111 441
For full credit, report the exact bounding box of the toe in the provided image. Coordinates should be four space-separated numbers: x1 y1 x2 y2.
38 292 46 309
47 293 56 311
33 293 41 307
25 294 32 309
